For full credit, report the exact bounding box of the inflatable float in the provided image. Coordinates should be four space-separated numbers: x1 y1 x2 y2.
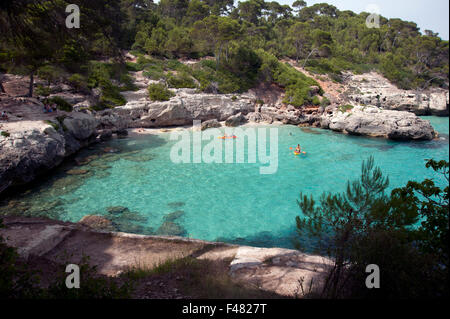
218 136 237 139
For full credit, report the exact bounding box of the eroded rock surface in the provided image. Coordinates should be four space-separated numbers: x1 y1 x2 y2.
0 111 97 194
347 72 449 116
323 106 437 140
0 216 331 297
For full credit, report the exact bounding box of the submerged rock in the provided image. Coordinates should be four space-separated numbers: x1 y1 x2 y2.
78 215 116 232
163 210 185 223
117 210 148 223
156 221 186 237
107 206 129 215
103 147 120 154
66 169 90 175
113 221 153 235
75 155 99 166
167 202 185 209
122 153 155 162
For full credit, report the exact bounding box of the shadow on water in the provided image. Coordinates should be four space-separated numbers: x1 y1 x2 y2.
215 228 302 250
0 134 169 220
300 127 323 135
406 134 449 150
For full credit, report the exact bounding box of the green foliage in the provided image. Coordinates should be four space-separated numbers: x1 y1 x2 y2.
257 50 323 107
390 160 449 267
167 72 196 89
86 61 128 108
2 0 447 95
48 97 73 112
338 104 354 113
148 83 175 101
37 65 62 86
1 131 10 138
296 157 449 299
67 74 88 93
312 96 321 106
35 85 52 97
45 120 60 131
320 97 331 107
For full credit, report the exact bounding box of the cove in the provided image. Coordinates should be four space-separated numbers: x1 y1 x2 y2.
1 117 448 250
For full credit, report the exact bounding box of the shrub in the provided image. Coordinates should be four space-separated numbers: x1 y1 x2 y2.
67 74 88 93
35 85 52 97
125 62 142 72
148 83 174 101
119 73 138 92
167 72 196 89
1 131 10 138
312 96 321 106
48 97 73 112
338 104 354 113
44 120 60 131
143 68 165 81
257 50 323 107
37 65 61 85
321 97 331 107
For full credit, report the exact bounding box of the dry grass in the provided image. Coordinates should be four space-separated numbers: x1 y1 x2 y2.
123 257 287 299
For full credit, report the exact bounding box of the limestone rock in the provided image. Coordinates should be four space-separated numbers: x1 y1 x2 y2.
201 119 221 131
327 106 436 140
225 112 247 127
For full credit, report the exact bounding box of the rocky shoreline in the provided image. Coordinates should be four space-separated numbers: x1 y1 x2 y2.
0 216 332 297
0 69 448 196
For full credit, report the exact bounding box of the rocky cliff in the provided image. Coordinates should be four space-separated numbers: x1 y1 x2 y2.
346 72 449 116
0 111 98 194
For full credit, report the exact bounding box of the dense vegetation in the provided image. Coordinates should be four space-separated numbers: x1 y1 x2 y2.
296 158 449 299
1 0 448 110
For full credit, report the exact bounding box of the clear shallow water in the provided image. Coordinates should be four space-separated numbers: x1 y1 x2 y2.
2 117 448 249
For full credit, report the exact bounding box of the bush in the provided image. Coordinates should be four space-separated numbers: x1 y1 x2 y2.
37 65 61 85
148 83 174 101
312 96 321 106
48 97 73 112
119 73 138 92
257 50 323 107
321 97 331 107
67 74 88 93
1 131 10 138
99 82 127 108
338 104 354 113
44 120 60 131
35 85 52 97
167 72 196 89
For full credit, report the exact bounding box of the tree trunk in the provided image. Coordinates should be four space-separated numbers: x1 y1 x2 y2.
302 48 317 68
0 74 5 93
28 71 34 97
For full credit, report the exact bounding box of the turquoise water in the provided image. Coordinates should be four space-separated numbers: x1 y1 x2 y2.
2 117 448 249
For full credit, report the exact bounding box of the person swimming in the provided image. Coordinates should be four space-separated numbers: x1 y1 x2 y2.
295 144 301 153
